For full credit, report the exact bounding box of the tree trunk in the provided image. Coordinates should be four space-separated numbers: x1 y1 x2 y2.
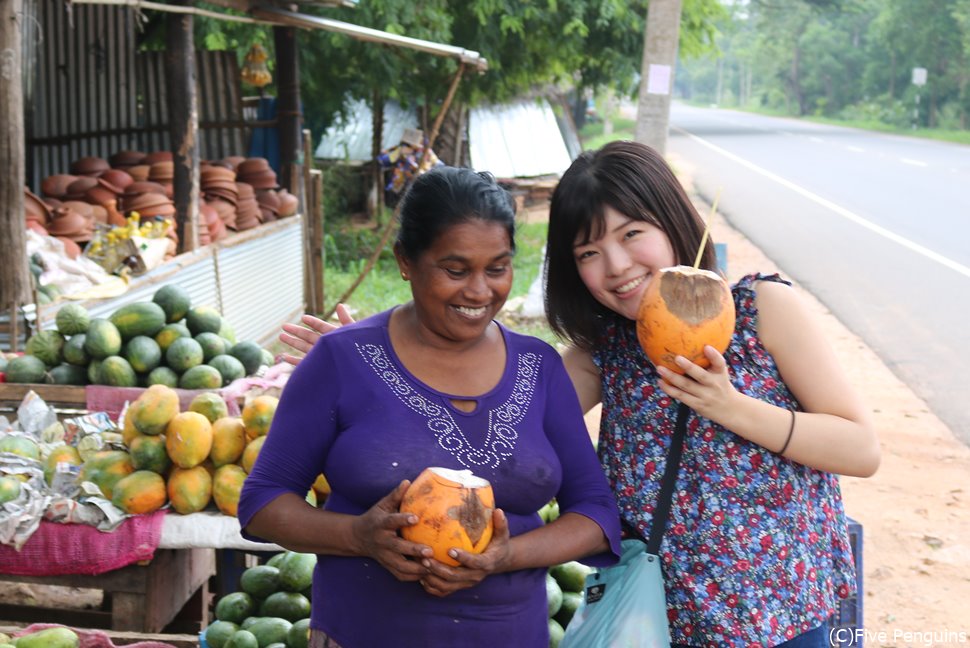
165 3 199 253
0 0 32 322
434 102 466 167
634 0 683 154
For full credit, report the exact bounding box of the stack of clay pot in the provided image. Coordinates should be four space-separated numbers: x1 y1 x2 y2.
233 181 263 231
236 157 278 192
200 163 239 231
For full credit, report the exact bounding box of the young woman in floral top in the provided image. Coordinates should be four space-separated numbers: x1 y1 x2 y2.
544 140 880 647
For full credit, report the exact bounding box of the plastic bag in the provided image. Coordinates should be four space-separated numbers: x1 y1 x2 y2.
560 539 671 648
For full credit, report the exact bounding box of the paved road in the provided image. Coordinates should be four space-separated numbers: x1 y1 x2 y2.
666 103 970 445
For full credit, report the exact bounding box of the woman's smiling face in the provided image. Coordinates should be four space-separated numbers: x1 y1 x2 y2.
399 218 514 344
572 205 676 321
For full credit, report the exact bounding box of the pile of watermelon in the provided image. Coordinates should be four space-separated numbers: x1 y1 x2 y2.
5 284 274 388
204 551 316 648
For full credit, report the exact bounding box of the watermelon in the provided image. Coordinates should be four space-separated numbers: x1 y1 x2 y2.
195 331 227 361
55 303 91 335
98 355 138 387
208 354 246 386
63 334 90 366
147 366 180 387
123 335 163 373
155 322 191 352
110 302 167 340
179 364 223 390
229 341 264 376
185 306 223 336
48 363 88 385
85 318 123 359
5 355 48 383
152 284 192 323
26 330 66 366
166 337 204 373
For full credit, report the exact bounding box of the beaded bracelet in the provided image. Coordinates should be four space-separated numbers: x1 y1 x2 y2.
778 407 796 455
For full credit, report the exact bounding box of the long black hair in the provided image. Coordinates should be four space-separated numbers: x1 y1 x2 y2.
544 140 718 349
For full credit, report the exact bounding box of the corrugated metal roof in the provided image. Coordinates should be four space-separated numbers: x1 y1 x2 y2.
468 99 573 179
314 100 418 162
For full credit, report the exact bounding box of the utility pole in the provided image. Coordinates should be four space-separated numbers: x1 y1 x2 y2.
634 0 683 154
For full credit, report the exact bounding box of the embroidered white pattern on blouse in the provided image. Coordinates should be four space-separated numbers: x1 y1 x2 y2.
355 343 540 468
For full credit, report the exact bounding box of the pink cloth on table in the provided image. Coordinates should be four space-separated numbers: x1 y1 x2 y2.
13 623 177 647
84 385 240 422
0 509 166 576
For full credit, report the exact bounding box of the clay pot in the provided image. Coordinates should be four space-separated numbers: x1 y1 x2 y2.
143 151 173 165
70 156 110 176
110 150 146 168
41 174 79 199
237 157 271 176
60 201 95 219
48 206 89 236
221 156 246 170
24 188 52 224
26 220 49 236
85 185 118 208
127 165 151 182
56 236 82 260
100 169 134 191
66 176 99 199
241 170 278 190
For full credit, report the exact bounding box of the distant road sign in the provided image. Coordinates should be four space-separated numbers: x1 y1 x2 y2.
912 67 928 86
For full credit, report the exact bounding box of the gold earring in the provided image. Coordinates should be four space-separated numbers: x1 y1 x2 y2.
401 273 408 280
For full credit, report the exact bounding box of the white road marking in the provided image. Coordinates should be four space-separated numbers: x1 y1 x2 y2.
847 146 865 153
901 158 928 167
674 127 970 279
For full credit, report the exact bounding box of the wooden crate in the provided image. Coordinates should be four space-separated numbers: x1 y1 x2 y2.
0 383 87 414
0 548 215 634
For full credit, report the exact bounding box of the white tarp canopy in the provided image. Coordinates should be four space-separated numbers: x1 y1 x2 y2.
467 99 573 178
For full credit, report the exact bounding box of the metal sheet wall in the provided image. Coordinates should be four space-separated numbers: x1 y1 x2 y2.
27 1 249 189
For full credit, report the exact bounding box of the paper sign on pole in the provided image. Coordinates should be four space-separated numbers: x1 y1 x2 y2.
647 64 672 95
912 67 927 86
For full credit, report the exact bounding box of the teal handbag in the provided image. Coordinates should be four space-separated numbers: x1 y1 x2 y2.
560 404 690 648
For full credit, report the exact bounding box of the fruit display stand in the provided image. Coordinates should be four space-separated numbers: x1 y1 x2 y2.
32 216 306 350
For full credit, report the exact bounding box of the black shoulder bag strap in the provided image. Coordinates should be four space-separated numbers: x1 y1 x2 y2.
645 402 690 555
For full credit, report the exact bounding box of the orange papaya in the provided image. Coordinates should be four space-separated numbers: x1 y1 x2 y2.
165 411 213 469
112 470 167 514
212 464 247 517
167 465 213 514
131 384 180 436
210 417 247 467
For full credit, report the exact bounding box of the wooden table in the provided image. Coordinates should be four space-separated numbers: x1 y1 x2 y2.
0 547 215 634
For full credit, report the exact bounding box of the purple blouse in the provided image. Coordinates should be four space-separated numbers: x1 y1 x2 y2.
593 274 856 647
239 308 621 648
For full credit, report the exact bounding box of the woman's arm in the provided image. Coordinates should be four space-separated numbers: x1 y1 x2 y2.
562 344 603 414
657 280 880 477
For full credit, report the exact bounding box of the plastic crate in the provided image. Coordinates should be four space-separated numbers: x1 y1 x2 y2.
827 517 863 647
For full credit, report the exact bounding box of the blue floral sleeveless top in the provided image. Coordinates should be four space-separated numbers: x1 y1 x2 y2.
592 274 855 647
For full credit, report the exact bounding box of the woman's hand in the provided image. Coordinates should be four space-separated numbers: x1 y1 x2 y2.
279 304 356 365
656 345 739 421
417 509 512 597
351 480 434 583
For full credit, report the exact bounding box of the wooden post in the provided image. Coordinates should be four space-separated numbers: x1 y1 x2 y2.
301 129 323 315
308 168 324 314
274 25 301 196
165 1 200 253
0 0 31 348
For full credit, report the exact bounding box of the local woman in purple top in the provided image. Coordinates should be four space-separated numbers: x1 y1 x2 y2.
238 167 621 648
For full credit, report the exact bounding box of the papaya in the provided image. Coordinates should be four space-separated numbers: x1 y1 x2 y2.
165 411 213 468
189 392 230 423
0 434 40 460
128 433 171 474
77 450 135 500
121 407 140 445
44 444 83 485
241 395 278 440
0 476 22 504
240 564 281 599
11 626 79 648
215 591 256 624
167 465 213 514
278 551 317 592
112 470 167 514
213 464 247 516
131 384 180 436
240 435 266 474
259 590 311 621
210 417 246 467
